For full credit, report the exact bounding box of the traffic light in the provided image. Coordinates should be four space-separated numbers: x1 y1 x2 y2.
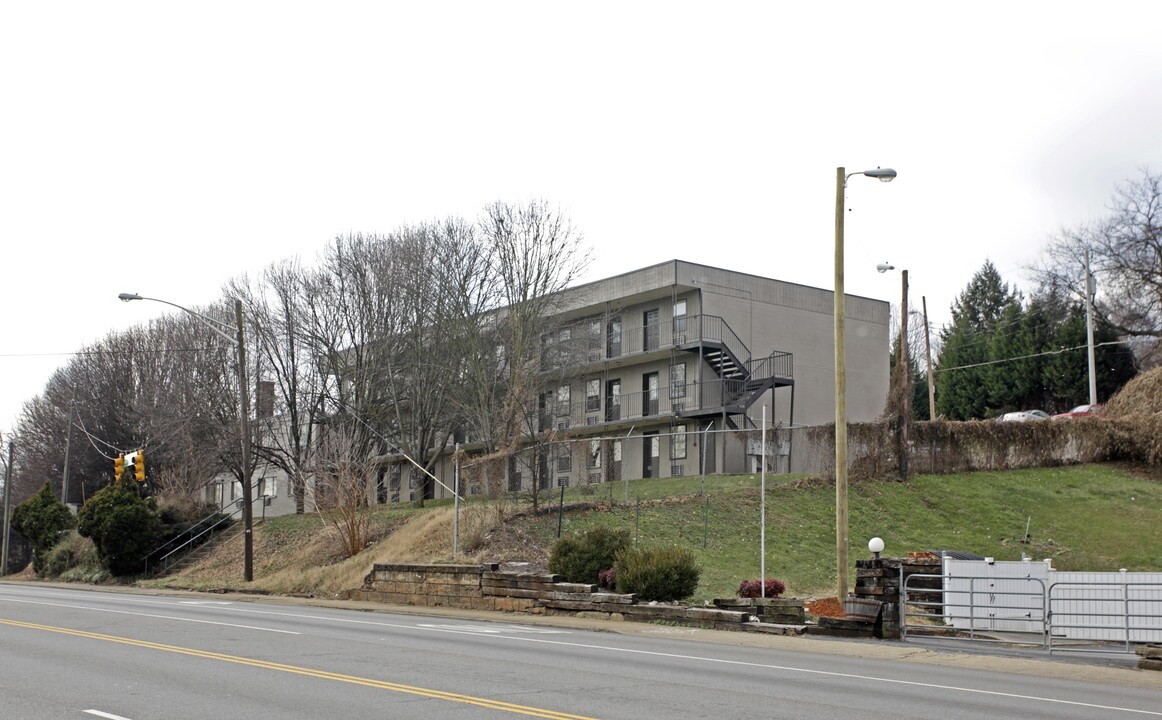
113 454 125 480
133 450 145 482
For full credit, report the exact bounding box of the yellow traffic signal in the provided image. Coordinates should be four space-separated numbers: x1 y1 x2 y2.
133 450 145 482
113 454 125 479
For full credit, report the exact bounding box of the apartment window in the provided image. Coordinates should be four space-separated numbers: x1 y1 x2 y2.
669 362 686 399
671 423 688 460
558 454 572 472
585 379 600 412
589 440 601 469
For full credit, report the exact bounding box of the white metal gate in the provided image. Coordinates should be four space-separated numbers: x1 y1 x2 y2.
900 559 1162 653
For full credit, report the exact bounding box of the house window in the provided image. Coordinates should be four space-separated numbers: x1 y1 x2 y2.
671 423 688 460
585 379 600 412
669 363 686 399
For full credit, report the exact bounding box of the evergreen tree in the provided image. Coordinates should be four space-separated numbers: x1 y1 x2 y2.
77 477 162 576
11 482 75 573
936 261 1021 420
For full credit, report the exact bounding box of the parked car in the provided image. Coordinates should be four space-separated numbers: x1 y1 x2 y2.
1052 403 1104 419
996 410 1050 422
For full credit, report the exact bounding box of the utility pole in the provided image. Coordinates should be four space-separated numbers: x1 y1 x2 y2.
922 296 936 421
899 270 909 482
2 437 14 576
236 299 254 583
61 385 76 504
1085 248 1098 406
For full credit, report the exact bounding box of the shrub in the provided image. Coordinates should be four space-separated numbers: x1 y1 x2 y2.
614 547 701 602
598 566 617 590
11 482 76 574
737 578 786 598
40 532 100 578
549 527 631 584
77 478 162 577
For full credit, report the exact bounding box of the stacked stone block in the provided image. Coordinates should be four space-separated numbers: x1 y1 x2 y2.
853 556 942 639
713 598 805 624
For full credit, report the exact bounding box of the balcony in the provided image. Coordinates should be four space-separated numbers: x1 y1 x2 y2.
542 314 755 372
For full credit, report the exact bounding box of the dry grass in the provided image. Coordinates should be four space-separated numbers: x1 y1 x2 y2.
146 500 534 597
1105 365 1162 418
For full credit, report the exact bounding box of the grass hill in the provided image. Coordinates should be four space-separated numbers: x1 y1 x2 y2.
142 463 1162 604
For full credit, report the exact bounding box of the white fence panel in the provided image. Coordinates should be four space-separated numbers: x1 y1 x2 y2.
942 560 1162 643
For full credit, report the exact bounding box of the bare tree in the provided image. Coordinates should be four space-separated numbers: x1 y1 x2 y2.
472 199 591 512
311 417 375 558
228 260 325 513
1032 168 1162 367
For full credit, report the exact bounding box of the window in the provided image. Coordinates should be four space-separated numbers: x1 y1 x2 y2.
585 379 600 412
669 363 686 399
671 423 688 460
558 454 572 472
589 440 602 469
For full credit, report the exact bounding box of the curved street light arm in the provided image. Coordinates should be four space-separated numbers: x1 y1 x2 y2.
118 293 238 346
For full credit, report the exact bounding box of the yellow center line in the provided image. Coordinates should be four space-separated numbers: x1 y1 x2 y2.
1 618 598 720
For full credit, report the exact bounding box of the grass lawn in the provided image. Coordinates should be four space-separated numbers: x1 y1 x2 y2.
519 464 1162 602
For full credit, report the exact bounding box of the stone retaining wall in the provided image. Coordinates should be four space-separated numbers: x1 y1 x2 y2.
342 563 755 630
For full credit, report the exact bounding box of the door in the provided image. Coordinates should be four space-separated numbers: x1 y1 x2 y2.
643 308 659 351
643 432 659 478
643 372 659 416
607 317 622 358
605 379 622 421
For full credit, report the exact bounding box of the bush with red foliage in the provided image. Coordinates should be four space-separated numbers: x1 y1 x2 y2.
737 578 785 598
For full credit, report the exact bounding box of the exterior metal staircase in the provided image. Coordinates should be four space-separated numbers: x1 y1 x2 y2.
675 315 793 424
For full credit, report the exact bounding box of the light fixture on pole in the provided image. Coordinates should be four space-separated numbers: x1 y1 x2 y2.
868 536 885 560
834 166 896 604
877 262 911 482
118 292 254 582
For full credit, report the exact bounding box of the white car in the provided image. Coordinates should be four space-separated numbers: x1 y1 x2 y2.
997 410 1050 422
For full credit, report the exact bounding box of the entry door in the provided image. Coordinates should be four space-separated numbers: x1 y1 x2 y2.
643 372 659 416
643 308 659 351
643 432 659 478
605 379 622 421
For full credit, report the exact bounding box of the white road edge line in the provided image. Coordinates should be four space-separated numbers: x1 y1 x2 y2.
0 597 299 635
84 710 133 720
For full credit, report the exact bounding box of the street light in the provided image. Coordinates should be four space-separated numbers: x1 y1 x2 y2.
877 262 911 482
834 166 896 604
118 293 254 582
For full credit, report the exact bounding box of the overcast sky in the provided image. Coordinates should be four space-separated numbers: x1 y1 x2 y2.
3 1 1161 438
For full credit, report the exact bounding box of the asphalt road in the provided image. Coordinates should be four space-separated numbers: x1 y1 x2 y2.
2 582 1160 719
